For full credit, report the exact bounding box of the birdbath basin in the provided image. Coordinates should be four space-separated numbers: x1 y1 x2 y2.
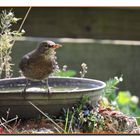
0 77 106 119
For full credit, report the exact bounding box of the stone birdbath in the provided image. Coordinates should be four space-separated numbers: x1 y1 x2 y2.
0 76 106 119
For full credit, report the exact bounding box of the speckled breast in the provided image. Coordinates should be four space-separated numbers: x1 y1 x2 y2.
22 56 54 80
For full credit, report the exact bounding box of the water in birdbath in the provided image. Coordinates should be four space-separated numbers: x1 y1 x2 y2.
0 85 95 93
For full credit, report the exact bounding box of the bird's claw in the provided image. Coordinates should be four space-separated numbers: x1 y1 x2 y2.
21 89 27 99
21 79 28 98
47 87 52 95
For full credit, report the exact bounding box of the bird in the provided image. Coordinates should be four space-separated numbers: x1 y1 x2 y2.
19 40 62 96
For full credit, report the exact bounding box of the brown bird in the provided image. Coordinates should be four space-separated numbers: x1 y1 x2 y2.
19 40 62 95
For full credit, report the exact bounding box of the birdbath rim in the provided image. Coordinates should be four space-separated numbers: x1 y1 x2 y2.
0 76 106 94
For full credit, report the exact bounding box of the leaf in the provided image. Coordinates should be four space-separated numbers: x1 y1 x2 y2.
54 70 76 77
117 91 131 105
103 76 123 99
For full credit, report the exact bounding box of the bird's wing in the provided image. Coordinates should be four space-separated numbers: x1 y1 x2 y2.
19 55 30 71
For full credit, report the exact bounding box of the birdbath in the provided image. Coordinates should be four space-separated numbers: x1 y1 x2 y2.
0 76 106 119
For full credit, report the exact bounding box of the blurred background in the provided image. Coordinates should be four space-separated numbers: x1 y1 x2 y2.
0 7 140 97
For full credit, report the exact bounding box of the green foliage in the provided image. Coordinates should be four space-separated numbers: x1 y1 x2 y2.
103 76 140 125
117 91 140 123
53 70 76 77
59 96 90 133
103 76 123 102
60 96 107 133
60 76 140 133
64 108 69 133
57 74 140 133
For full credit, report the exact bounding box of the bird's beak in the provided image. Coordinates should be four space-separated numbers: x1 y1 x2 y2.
52 44 62 49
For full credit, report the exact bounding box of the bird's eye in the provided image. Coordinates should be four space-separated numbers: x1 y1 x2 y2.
44 44 48 48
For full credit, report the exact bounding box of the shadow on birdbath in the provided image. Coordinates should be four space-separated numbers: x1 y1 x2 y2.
0 76 106 119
